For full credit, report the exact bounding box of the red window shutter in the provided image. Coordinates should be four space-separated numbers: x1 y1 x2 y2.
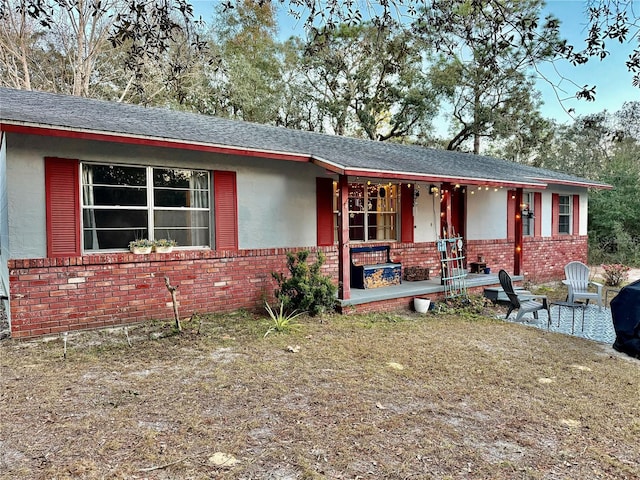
214 171 238 250
572 194 580 235
552 193 560 236
507 190 516 240
45 157 80 257
401 183 414 243
534 192 542 237
316 177 334 246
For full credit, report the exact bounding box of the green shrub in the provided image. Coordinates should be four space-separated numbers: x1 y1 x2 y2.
272 250 337 316
601 263 630 287
589 221 640 266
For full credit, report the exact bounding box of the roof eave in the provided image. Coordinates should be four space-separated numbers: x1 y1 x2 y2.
527 176 613 190
0 122 312 163
312 157 548 189
2 121 606 191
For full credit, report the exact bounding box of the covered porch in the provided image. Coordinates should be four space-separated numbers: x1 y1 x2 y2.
340 272 524 308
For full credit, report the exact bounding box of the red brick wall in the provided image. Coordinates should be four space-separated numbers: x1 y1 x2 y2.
466 236 587 281
466 239 515 274
522 235 588 282
6 236 587 338
339 284 495 314
8 247 338 338
389 242 442 274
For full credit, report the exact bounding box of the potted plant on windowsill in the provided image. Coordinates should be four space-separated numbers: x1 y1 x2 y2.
129 238 153 254
154 238 177 253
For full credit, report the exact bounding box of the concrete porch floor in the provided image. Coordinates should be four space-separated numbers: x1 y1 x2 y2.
340 273 524 307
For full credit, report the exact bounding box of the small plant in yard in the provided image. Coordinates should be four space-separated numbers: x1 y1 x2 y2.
601 263 630 286
263 301 304 337
272 250 337 316
438 294 492 318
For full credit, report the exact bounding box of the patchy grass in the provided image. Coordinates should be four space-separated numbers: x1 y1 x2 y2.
1 308 639 480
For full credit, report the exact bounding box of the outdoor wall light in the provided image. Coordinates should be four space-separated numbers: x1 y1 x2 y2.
522 208 534 219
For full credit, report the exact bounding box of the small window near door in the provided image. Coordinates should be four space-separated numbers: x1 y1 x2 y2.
558 195 571 234
522 192 534 236
342 181 399 242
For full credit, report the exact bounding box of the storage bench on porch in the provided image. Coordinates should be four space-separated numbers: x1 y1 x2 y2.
350 246 402 289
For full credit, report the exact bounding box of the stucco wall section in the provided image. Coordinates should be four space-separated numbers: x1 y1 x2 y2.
6 136 47 259
5 134 326 257
235 159 319 248
541 191 553 237
579 194 588 236
413 183 440 243
466 189 507 240
1 133 11 324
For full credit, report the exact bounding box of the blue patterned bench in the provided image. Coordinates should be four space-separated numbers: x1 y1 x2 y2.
350 246 401 289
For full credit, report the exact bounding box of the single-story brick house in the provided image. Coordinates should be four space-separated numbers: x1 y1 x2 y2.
0 88 609 338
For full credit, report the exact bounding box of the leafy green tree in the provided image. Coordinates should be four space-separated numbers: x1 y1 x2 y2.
532 113 612 179
612 101 640 142
588 140 640 265
277 36 325 131
279 0 640 101
210 0 284 123
9 0 640 101
301 22 438 140
0 0 207 98
415 0 563 153
0 0 129 96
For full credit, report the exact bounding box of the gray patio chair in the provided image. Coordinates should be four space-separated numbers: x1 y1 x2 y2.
563 261 603 310
498 269 550 324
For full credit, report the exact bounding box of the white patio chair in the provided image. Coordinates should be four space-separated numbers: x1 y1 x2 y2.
563 261 603 309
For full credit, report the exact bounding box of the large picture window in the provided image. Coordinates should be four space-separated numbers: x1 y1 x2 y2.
347 182 398 242
82 163 210 250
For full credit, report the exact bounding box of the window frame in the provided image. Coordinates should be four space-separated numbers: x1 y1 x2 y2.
558 194 572 235
522 192 534 237
80 162 211 252
343 181 400 243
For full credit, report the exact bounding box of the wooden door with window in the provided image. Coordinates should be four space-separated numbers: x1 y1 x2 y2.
441 185 466 239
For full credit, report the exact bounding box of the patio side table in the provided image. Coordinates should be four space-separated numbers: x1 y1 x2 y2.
552 301 587 334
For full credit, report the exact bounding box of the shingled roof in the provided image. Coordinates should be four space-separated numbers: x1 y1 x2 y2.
0 88 609 189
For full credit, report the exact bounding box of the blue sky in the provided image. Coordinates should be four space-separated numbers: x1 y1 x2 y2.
193 1 640 124
538 1 639 123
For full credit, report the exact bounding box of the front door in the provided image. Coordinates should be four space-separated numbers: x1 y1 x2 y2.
440 184 466 239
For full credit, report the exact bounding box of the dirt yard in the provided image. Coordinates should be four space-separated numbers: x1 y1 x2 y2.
1 308 639 480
